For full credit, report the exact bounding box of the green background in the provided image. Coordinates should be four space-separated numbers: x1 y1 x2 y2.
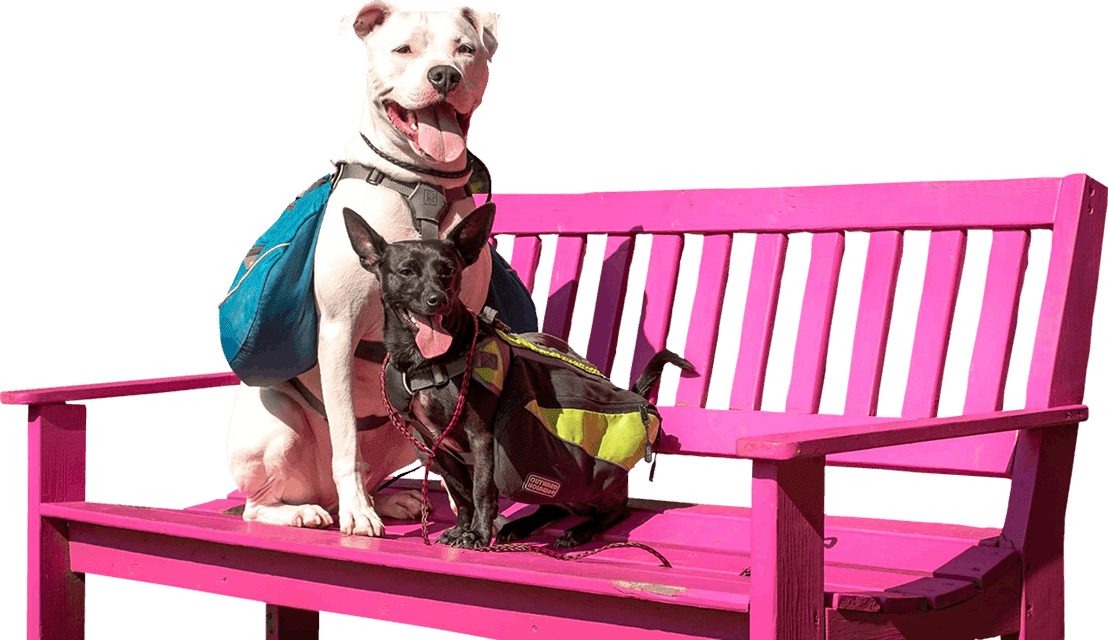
0 0 1103 633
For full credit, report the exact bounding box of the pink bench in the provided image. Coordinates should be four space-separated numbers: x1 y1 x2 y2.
6 173 1104 639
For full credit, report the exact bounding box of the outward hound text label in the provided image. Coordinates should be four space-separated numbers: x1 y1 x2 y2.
523 473 561 498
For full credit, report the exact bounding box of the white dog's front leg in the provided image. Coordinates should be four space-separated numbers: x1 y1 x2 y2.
317 320 384 536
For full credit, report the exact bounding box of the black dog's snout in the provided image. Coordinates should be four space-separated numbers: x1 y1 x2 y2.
424 292 445 309
427 65 462 97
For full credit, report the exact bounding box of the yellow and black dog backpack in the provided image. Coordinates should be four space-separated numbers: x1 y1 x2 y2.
386 326 662 504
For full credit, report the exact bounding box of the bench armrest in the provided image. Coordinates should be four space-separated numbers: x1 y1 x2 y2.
1 372 240 406
734 405 1087 460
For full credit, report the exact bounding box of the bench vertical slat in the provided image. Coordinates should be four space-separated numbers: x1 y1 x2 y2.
543 236 587 340
266 605 319 640
731 233 789 411
29 402 87 640
1004 174 1107 639
786 232 846 414
964 230 1030 414
901 230 968 418
675 234 731 407
844 231 904 416
751 456 826 640
510 235 542 292
586 235 635 375
631 234 684 397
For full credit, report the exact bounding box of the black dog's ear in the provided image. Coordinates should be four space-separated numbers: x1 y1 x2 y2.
343 207 389 271
447 202 496 267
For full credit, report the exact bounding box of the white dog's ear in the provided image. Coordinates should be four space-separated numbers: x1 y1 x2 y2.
344 207 390 271
456 7 498 58
339 2 397 40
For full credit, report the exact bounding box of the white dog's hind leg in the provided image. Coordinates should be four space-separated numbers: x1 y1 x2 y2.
243 475 333 528
358 425 424 520
228 384 334 528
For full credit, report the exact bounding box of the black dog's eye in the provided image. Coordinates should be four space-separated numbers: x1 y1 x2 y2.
439 263 456 277
456 43 475 55
397 267 416 277
393 44 412 54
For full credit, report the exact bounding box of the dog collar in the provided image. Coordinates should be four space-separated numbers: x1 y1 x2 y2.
360 132 475 179
334 161 472 240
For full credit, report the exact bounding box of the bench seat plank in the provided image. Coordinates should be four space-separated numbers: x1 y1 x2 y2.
41 484 1002 622
64 518 745 640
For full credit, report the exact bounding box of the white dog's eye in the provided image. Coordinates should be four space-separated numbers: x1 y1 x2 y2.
393 44 412 54
456 43 475 55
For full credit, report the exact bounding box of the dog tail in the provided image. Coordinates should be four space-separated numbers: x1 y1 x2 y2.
631 350 695 398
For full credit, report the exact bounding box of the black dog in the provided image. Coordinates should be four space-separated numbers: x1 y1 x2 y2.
344 203 692 549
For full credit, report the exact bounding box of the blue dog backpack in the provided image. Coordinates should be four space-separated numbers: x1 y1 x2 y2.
219 175 333 386
219 168 538 387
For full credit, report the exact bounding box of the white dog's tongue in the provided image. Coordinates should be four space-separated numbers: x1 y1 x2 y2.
414 103 465 163
412 313 453 359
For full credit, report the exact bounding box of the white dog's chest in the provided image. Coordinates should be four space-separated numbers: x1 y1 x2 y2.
307 178 492 416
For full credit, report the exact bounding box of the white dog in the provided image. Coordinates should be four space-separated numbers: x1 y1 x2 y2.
227 3 497 536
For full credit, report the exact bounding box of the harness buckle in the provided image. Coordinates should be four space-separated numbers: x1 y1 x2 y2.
407 182 449 239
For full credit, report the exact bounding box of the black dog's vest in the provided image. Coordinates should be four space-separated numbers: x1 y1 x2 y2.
386 325 661 504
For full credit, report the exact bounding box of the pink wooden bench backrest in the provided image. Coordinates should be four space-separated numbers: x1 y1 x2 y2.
492 174 1107 478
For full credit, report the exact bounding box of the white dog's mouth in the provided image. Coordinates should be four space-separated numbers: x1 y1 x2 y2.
404 309 453 358
385 100 472 164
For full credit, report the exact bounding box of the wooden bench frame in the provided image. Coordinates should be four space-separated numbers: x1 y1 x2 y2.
6 173 1104 639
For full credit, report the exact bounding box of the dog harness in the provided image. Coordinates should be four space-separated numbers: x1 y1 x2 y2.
347 133 493 240
333 160 473 240
384 314 662 505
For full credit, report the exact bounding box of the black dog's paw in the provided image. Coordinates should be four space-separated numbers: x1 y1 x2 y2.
437 526 492 549
552 529 594 549
454 529 492 549
436 526 467 546
494 522 526 544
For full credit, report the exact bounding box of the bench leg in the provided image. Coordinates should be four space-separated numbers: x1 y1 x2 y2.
266 605 319 640
1002 425 1078 640
751 456 825 640
28 403 87 640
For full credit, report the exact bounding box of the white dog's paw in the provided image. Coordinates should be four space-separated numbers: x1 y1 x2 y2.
339 491 385 536
244 502 334 529
374 489 425 520
288 504 334 528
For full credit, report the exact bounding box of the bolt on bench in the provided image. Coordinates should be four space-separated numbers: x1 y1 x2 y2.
6 173 1104 639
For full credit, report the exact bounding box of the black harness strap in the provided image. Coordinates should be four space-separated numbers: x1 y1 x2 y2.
287 339 391 431
334 161 472 240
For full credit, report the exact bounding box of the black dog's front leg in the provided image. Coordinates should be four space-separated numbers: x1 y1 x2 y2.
434 450 476 547
464 413 499 548
439 408 498 549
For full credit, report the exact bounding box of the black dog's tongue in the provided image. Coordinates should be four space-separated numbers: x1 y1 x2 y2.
412 313 453 358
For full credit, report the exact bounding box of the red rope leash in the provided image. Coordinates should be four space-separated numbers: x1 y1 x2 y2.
382 310 480 544
381 311 671 568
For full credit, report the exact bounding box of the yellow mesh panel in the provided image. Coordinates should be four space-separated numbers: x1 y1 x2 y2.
495 330 605 378
472 337 506 393
524 403 658 470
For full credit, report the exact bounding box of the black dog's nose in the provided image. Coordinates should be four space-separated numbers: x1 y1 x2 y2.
427 65 462 97
425 293 444 309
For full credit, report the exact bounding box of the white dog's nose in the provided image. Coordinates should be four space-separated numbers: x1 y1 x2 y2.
427 65 462 97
